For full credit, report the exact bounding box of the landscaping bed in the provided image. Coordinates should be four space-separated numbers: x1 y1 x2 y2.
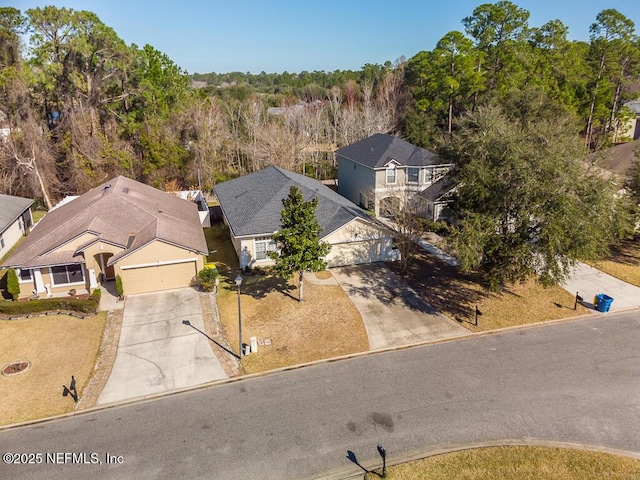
0 297 99 319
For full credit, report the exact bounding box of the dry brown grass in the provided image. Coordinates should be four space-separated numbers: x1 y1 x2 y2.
398 251 590 333
590 236 640 287
314 270 334 280
0 313 106 426
204 225 368 374
365 446 640 479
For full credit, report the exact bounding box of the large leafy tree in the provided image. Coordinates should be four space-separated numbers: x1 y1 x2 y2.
440 88 632 290
269 186 331 302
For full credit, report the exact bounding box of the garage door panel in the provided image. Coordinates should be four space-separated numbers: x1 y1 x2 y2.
327 240 383 268
123 261 197 295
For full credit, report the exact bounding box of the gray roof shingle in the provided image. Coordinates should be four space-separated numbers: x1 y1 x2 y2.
0 194 33 234
214 166 372 238
2 176 207 268
335 133 440 169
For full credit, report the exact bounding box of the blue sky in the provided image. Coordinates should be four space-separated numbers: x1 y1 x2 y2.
7 0 640 74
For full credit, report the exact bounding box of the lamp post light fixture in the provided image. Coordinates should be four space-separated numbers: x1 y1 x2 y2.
377 444 387 478
235 274 243 358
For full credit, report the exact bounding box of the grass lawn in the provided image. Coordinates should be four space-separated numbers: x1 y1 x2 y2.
590 236 640 287
397 251 590 333
364 446 640 479
204 224 368 374
0 313 106 426
31 209 47 223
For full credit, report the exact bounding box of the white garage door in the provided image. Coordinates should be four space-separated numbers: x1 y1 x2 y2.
326 240 385 268
123 261 198 295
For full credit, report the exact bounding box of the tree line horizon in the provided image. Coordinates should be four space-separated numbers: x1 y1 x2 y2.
0 1 638 207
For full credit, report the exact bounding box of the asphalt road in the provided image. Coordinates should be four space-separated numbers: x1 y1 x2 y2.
1 312 639 480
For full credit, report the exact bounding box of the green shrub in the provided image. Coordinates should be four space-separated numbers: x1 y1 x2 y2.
115 275 123 297
6 269 20 301
90 288 102 302
198 267 218 292
0 297 98 315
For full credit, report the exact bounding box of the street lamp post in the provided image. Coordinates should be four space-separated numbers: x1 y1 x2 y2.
235 275 243 358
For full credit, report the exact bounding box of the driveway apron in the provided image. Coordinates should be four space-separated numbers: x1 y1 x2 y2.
97 288 228 405
331 263 467 350
562 262 640 312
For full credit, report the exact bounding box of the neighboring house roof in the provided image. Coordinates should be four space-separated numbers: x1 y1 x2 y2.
623 100 640 116
587 138 640 178
214 166 373 238
0 194 33 235
417 177 455 203
335 133 440 169
2 176 207 269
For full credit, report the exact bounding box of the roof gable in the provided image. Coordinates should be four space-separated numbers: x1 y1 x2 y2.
214 166 374 238
335 133 440 169
2 176 207 268
0 194 33 234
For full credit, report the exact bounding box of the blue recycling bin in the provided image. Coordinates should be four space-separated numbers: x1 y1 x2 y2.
595 293 614 313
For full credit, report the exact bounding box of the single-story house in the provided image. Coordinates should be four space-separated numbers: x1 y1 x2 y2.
214 166 394 268
1 176 207 298
0 194 34 260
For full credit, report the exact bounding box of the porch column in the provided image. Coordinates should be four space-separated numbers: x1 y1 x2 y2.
33 269 45 293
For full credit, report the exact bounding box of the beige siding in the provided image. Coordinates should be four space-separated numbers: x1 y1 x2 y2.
115 240 204 295
323 218 392 267
122 261 198 295
50 232 98 255
81 242 124 278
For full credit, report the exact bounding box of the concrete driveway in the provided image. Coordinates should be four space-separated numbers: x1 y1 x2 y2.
97 288 228 405
331 263 467 350
562 262 640 312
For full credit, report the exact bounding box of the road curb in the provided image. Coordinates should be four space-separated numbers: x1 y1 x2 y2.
1 308 638 431
317 439 640 480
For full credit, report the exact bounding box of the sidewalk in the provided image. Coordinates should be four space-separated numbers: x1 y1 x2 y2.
562 262 640 312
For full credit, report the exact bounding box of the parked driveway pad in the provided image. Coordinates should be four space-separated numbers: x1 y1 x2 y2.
332 263 467 350
97 288 227 405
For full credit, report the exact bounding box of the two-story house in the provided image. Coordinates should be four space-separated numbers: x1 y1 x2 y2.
336 133 453 219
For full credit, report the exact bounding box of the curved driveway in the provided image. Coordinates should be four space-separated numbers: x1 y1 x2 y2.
332 264 467 349
1 312 639 480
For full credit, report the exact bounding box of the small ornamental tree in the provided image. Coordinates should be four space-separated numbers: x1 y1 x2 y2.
7 269 20 301
115 274 124 298
198 266 218 292
269 186 331 302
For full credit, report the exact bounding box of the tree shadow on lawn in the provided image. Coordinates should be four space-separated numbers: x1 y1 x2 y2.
604 236 640 266
220 272 297 300
389 251 492 323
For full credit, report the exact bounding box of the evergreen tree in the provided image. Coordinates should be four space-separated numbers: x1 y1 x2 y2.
269 186 330 302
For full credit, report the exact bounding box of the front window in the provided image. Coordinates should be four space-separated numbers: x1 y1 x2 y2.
18 269 32 282
407 167 419 183
386 165 396 184
254 237 277 261
51 264 85 285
